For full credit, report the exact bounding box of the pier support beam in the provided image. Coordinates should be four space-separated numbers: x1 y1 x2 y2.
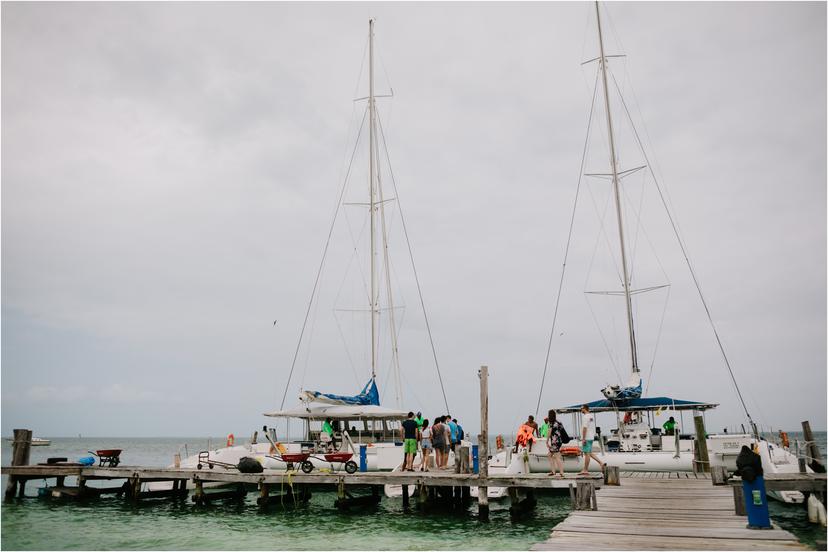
193 480 205 506
604 466 620 486
508 487 537 519
802 420 825 473
574 480 596 511
402 483 410 509
693 415 710 473
4 429 32 501
477 365 490 522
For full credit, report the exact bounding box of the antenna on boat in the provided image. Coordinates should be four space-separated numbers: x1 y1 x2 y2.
368 18 403 406
595 1 639 377
368 18 378 383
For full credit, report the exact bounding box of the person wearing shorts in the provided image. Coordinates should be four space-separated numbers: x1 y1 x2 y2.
419 419 432 471
401 412 419 472
578 404 605 475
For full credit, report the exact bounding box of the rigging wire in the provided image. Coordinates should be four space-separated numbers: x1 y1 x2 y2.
375 111 451 414
279 108 369 410
611 68 756 433
644 285 671 395
534 69 601 417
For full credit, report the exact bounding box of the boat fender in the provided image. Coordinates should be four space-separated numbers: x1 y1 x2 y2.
819 498 827 527
808 494 819 523
226 433 235 447
78 456 95 466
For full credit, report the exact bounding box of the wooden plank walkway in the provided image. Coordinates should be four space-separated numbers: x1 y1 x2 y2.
532 474 808 551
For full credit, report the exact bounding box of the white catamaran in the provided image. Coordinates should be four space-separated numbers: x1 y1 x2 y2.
155 19 452 486
483 2 810 504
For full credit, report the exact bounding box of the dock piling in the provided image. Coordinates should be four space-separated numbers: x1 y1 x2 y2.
477 365 490 522
4 429 32 501
693 415 711 473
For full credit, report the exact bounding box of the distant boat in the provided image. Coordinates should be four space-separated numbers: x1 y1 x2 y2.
5 437 50 446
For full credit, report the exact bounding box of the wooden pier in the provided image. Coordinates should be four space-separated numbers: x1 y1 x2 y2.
531 472 811 551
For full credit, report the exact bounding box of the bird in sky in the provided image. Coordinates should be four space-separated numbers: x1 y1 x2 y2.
273 320 278 326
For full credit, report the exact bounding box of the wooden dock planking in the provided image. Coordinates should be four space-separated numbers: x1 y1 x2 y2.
532 475 808 551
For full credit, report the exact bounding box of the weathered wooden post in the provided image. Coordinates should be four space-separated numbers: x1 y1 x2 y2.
604 466 620 486
4 429 32 501
258 482 270 506
799 457 808 473
733 485 746 515
575 480 594 510
477 365 489 522
802 420 825 472
693 415 710 473
711 465 729 485
417 481 428 510
401 483 410 509
193 479 204 505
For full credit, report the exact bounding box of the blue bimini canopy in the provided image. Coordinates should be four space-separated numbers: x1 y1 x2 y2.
556 396 718 414
301 378 380 406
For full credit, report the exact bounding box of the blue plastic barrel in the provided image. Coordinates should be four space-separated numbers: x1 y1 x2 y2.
743 475 771 529
359 445 367 472
472 445 479 474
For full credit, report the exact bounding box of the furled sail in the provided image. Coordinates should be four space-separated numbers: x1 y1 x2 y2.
300 378 380 406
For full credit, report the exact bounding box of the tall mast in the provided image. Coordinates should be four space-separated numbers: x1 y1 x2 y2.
595 1 639 376
368 18 378 380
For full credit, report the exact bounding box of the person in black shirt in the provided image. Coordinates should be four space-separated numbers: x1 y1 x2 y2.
400 412 419 471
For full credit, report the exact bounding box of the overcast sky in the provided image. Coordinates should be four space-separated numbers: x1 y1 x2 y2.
2 2 825 438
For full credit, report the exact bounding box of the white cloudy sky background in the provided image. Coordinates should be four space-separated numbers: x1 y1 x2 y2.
2 2 825 437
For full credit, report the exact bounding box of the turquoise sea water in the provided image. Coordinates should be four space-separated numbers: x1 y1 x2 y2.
1 435 826 550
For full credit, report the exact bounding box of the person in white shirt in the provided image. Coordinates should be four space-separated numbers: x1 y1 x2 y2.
578 404 605 475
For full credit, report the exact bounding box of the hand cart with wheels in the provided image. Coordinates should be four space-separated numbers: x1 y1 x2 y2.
88 449 122 467
266 452 314 473
196 450 238 470
310 452 358 474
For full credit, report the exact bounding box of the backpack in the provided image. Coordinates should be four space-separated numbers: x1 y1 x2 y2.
558 423 571 444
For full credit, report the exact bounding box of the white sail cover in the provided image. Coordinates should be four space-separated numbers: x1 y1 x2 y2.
263 404 408 420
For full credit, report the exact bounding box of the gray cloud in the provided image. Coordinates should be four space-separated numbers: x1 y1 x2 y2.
2 2 825 438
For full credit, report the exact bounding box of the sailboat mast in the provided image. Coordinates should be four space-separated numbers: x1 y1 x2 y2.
368 18 378 380
595 1 639 375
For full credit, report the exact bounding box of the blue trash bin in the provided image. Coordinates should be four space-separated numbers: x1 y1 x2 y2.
359 445 368 472
472 445 479 474
742 475 771 529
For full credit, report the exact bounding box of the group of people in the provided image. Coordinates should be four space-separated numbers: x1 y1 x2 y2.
400 411 465 472
515 404 606 477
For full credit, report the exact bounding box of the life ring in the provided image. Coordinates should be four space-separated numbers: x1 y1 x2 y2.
561 444 581 457
496 435 504 450
226 433 235 447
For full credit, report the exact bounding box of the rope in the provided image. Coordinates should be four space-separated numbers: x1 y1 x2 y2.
609 71 756 433
279 108 368 410
375 112 450 414
535 68 601 416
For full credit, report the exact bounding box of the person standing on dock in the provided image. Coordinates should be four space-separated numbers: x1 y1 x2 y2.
453 418 464 442
546 410 565 478
578 404 605 475
401 412 419 471
663 416 677 436
446 416 459 452
419 419 432 471
432 417 447 468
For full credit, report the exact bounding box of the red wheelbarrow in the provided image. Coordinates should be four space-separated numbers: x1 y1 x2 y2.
88 449 122 467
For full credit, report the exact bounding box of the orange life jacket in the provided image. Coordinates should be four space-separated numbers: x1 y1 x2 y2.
516 424 537 446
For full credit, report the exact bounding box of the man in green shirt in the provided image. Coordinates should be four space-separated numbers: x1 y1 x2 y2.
415 411 424 429
321 417 335 451
662 416 677 436
540 417 550 438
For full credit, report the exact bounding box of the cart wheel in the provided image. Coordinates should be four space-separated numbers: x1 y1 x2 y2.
345 460 358 474
301 461 314 474
197 463 203 470
209 463 214 469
